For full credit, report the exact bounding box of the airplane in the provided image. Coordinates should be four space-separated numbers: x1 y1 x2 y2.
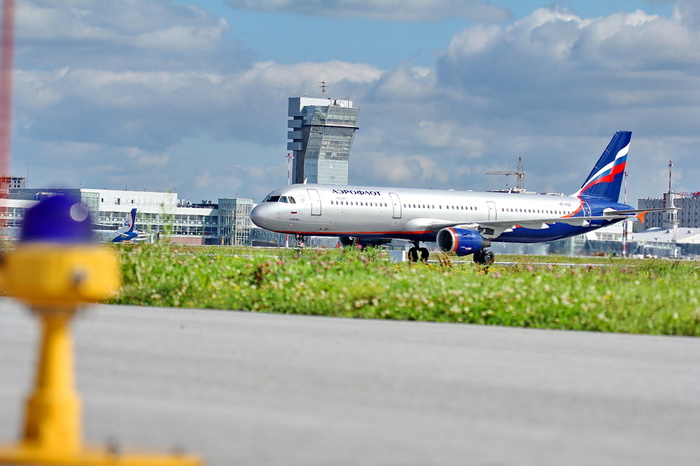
94 208 146 243
251 131 654 264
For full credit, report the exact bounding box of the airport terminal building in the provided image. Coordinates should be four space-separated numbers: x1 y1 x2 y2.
638 192 700 230
1 185 254 245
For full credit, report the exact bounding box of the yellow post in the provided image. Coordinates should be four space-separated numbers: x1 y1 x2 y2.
22 309 82 455
0 195 203 465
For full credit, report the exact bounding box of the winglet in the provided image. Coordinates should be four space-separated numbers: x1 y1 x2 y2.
636 211 648 223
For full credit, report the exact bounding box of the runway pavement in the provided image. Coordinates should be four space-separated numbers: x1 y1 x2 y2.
1 297 699 465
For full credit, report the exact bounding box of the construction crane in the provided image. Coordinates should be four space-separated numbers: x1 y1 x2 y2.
486 157 525 192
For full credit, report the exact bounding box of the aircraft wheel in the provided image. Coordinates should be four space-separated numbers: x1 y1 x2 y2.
474 249 495 265
419 247 429 262
408 247 419 263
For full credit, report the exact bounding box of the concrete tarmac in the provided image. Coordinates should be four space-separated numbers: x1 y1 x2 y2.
1 297 699 465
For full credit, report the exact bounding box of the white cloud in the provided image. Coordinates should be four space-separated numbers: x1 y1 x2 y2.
415 120 484 155
9 0 700 206
374 65 437 99
437 7 700 127
16 0 246 72
353 152 449 186
445 24 502 57
14 60 383 151
18 0 229 48
223 0 512 23
239 60 383 92
674 0 700 30
125 147 170 168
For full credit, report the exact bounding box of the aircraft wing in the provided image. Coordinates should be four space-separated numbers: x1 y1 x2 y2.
405 218 461 232
473 208 670 238
409 208 667 240
407 217 577 239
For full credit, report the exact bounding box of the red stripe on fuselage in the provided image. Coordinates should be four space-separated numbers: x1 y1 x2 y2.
275 229 434 236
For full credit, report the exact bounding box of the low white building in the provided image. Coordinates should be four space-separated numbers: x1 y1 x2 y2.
0 188 253 245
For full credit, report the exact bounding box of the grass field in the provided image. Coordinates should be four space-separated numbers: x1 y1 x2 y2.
108 244 700 336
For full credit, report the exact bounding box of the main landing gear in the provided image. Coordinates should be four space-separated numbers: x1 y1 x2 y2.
407 242 496 265
472 248 495 265
408 243 430 263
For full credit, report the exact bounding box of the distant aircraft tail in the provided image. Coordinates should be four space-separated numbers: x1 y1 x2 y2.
117 208 137 234
574 131 631 202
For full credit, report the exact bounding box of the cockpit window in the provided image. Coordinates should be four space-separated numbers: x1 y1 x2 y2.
264 194 297 203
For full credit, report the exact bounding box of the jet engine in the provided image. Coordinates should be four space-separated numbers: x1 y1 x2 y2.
436 228 483 256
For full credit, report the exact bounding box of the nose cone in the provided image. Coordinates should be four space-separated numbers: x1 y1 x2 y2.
250 203 269 229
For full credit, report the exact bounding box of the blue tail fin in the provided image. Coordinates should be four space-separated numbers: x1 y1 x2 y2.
127 208 136 232
574 131 631 202
117 208 137 234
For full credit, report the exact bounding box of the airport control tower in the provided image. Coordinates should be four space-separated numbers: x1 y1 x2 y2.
287 96 360 185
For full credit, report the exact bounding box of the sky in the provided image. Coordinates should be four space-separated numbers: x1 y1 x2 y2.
4 0 699 206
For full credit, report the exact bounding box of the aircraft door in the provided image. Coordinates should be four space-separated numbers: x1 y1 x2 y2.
487 201 497 220
389 192 402 219
307 189 322 216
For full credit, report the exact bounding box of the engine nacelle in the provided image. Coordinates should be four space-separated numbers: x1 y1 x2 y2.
436 228 483 256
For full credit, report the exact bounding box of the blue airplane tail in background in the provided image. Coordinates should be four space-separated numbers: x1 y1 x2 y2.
574 130 631 203
112 208 137 242
119 208 136 233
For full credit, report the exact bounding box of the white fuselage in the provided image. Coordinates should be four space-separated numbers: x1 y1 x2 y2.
250 184 606 244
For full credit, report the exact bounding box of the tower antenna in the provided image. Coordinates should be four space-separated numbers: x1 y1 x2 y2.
320 81 327 95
